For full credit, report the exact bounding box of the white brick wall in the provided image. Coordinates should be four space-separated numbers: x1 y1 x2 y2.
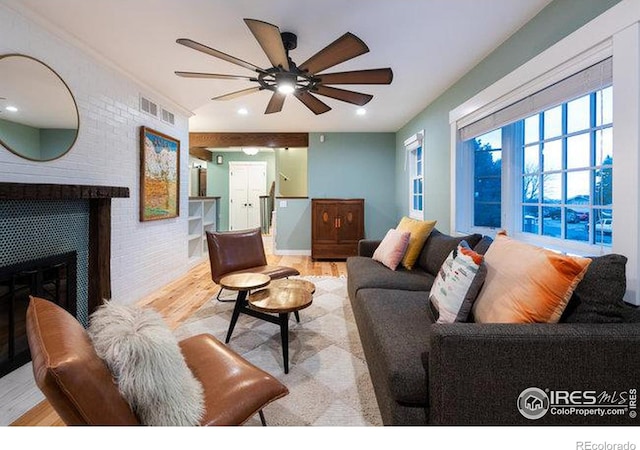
0 5 192 305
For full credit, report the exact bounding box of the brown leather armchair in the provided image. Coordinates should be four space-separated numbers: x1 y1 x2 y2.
206 228 300 300
26 296 289 426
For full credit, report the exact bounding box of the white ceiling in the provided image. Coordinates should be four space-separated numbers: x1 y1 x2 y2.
6 0 553 133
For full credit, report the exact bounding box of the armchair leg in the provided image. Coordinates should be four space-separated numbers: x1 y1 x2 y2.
217 286 235 303
259 410 267 426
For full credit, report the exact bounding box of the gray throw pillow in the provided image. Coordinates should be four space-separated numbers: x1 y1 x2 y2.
417 229 483 276
560 254 631 323
88 302 205 426
473 235 494 255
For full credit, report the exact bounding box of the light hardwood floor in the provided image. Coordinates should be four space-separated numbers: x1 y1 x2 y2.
10 240 347 426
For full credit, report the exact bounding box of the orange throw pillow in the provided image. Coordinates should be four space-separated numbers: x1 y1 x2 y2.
472 232 592 323
396 217 437 270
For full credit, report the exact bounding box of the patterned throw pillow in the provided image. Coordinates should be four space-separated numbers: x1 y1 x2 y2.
372 228 411 270
428 241 487 323
472 231 592 323
396 216 437 270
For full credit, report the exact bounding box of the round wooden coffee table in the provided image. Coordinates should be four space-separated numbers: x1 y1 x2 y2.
219 273 271 344
248 279 315 374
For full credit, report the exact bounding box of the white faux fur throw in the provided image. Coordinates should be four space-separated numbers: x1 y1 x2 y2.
88 302 205 426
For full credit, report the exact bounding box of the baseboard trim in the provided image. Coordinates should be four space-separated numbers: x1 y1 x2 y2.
273 249 312 256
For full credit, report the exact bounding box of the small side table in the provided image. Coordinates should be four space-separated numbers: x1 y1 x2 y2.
249 280 314 374
219 273 271 344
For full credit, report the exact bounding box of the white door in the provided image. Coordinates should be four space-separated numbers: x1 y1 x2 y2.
229 162 267 231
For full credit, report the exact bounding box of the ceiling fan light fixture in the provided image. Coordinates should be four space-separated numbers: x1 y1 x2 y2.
276 72 296 95
242 147 259 155
356 108 366 116
237 107 248 115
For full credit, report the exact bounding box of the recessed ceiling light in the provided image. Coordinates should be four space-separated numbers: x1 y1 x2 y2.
237 108 248 115
5 106 18 112
356 108 366 116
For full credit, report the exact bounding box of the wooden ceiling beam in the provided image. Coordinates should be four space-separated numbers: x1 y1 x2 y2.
189 147 213 161
190 132 309 149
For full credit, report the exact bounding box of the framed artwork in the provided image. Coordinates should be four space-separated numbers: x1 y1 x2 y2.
216 154 223 165
139 126 180 221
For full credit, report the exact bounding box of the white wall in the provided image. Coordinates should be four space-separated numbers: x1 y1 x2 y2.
0 4 192 305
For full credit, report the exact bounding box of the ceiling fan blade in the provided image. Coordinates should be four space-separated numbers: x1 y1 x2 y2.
265 91 286 114
318 68 393 85
176 38 265 73
313 85 373 106
212 86 261 101
294 91 332 115
175 71 255 81
299 32 369 75
244 19 290 71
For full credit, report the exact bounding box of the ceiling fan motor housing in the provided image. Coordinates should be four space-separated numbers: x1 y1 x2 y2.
281 32 297 52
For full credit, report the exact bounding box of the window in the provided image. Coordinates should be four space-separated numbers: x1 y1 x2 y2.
472 129 502 228
458 58 613 251
520 87 613 246
406 131 424 219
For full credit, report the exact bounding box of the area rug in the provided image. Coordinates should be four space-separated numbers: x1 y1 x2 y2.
174 275 383 426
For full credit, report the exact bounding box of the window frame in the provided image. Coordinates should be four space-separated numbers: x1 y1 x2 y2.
405 131 424 220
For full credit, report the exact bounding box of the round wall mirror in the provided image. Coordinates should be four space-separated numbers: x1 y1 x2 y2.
0 54 79 161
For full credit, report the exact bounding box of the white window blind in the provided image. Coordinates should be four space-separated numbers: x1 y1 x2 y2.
459 57 612 141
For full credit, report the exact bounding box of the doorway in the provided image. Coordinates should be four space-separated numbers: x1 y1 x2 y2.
229 161 267 231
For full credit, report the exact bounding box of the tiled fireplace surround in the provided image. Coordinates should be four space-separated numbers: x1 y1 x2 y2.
0 182 129 378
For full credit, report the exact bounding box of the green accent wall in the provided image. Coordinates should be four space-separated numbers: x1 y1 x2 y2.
206 151 276 231
395 0 622 233
276 132 396 251
0 118 76 160
0 118 40 159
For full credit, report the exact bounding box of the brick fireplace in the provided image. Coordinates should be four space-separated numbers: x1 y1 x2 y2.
0 182 128 377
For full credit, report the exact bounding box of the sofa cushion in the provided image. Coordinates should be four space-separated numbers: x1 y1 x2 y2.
473 235 494 255
396 217 437 270
372 228 411 271
472 232 591 323
353 288 433 405
417 229 483 276
346 256 434 300
560 254 631 323
429 241 487 323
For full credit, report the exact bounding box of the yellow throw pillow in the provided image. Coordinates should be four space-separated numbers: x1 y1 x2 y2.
396 216 437 270
471 232 592 323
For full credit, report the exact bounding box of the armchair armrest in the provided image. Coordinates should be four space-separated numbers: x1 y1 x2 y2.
358 239 381 257
428 323 640 425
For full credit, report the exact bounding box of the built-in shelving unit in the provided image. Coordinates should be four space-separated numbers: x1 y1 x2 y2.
188 197 219 265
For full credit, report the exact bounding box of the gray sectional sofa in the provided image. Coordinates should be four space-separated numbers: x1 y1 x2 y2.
347 229 640 425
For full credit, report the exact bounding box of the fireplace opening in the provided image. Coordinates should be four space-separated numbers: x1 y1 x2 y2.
0 251 77 378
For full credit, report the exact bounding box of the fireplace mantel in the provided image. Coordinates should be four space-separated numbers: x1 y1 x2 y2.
0 182 130 315
0 182 129 200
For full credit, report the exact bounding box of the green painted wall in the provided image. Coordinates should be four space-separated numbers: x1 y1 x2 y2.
395 0 622 233
0 118 40 159
0 118 76 160
276 132 396 251
207 151 276 231
276 147 308 197
40 128 76 160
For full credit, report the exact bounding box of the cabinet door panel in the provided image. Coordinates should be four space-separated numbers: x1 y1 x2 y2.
337 201 364 243
312 202 337 243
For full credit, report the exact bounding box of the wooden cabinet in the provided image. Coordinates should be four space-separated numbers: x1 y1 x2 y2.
311 198 364 260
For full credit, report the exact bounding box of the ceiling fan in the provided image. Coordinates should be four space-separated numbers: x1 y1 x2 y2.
175 18 393 115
